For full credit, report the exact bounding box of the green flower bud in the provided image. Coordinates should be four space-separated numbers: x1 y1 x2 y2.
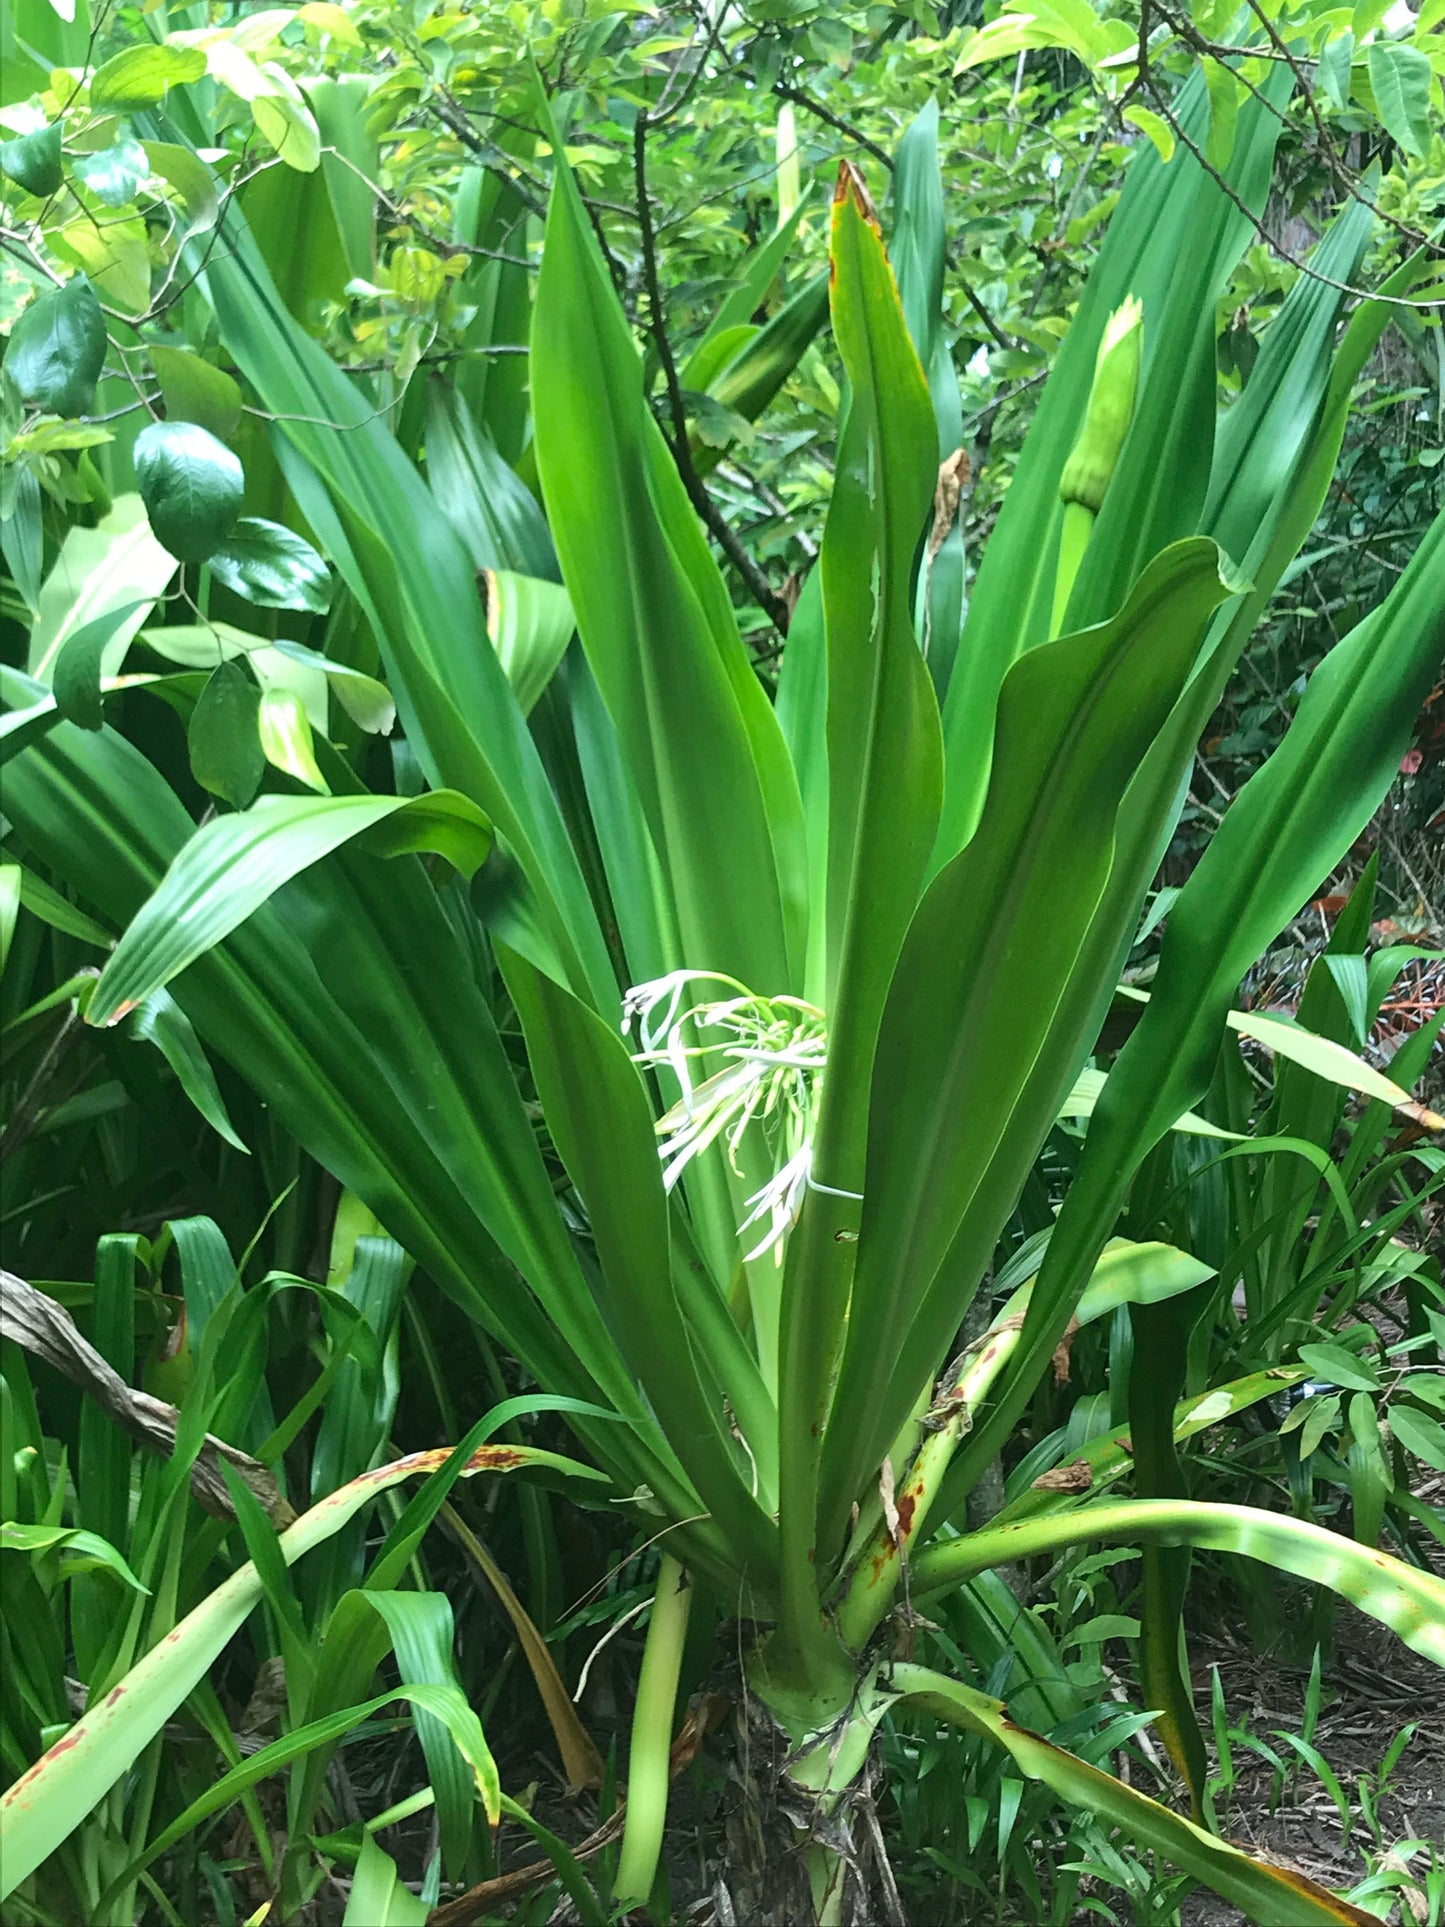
1059 295 1144 514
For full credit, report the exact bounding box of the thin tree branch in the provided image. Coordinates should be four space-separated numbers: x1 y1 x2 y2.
632 111 791 638
773 80 895 173
1129 72 1441 304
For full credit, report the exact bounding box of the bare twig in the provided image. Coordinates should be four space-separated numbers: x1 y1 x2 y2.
633 111 791 637
773 80 895 173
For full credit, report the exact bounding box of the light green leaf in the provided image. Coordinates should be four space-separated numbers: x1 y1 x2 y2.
89 43 207 111
1227 1007 1443 1127
272 640 393 734
88 790 493 1024
0 865 19 978
1123 105 1176 163
482 567 573 715
207 41 321 172
1389 1405 1445 1472
888 1666 1383 1925
913 1498 1445 1672
1366 40 1435 158
0 1523 147 1592
1298 1343 1381 1393
51 214 151 316
345 1835 429 1926
1318 33 1355 113
1202 58 1240 168
29 495 175 681
258 686 329 792
4 277 105 419
142 141 219 236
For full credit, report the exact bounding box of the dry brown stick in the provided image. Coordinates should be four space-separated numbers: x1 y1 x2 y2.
426 1695 729 1926
0 1269 294 1527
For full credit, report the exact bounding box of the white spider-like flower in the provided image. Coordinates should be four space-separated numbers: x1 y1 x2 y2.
622 971 828 1258
737 1141 814 1262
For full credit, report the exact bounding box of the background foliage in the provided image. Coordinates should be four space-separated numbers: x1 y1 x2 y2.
1 0 1442 1922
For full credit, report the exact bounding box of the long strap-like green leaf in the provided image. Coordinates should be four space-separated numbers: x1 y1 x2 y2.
819 543 1230 1549
0 1441 595 1898
885 1665 1377 1926
948 506 1445 1507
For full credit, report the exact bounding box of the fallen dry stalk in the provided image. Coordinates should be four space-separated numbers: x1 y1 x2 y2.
0 1269 294 1527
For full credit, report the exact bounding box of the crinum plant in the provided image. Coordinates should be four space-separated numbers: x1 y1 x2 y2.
3 48 1444 1926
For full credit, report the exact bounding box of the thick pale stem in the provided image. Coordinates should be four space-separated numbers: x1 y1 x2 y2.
613 1555 693 1910
833 1306 1026 1651
1051 498 1095 634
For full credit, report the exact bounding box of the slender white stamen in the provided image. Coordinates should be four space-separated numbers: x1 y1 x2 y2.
622 972 834 1257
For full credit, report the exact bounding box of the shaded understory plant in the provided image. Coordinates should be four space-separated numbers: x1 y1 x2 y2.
1 38 1443 1927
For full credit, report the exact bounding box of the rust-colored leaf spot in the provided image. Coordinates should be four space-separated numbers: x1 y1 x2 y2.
832 158 881 235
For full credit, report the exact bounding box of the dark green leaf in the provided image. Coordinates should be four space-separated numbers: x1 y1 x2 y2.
89 44 207 112
134 420 245 563
0 122 62 198
4 277 106 419
53 599 152 730
206 517 331 612
189 658 264 809
129 986 249 1152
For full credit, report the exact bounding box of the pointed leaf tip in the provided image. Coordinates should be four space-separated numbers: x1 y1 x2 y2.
833 158 881 233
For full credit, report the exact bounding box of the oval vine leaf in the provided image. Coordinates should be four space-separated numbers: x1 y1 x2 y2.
0 122 63 198
134 421 245 564
148 345 244 443
89 43 207 112
4 277 106 419
52 213 151 317
52 598 151 730
1365 41 1434 159
72 138 149 208
1297 1342 1380 1394
258 686 330 792
272 639 394 735
1122 105 1175 164
189 658 264 810
206 517 332 612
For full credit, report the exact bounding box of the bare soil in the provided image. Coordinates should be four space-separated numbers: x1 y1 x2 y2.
1181 1603 1445 1927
